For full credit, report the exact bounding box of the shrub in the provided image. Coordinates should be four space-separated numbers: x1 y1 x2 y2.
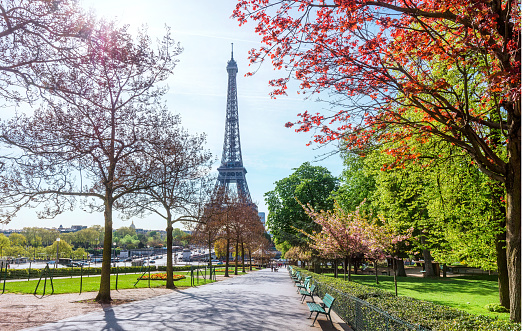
485 303 510 313
296 268 519 331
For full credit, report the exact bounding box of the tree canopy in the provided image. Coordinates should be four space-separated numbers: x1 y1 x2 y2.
264 162 338 253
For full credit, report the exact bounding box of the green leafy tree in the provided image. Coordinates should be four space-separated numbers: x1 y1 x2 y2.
264 162 338 255
0 234 10 257
8 233 27 247
45 240 73 259
172 228 190 246
120 235 140 249
335 153 376 213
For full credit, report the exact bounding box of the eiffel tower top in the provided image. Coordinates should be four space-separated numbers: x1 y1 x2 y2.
227 43 237 73
216 44 252 202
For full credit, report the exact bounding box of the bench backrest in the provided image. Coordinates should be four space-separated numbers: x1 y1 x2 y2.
303 277 312 288
309 283 316 294
323 293 336 312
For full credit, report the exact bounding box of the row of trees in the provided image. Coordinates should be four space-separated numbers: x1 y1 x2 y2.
192 188 270 281
0 1 214 304
0 232 88 262
235 0 520 322
0 225 193 260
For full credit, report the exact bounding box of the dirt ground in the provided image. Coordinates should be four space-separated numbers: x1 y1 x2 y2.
0 273 244 331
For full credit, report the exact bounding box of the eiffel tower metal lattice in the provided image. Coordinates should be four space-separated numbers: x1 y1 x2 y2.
216 44 252 202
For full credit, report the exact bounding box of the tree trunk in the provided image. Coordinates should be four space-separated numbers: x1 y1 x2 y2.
234 238 239 275
374 259 379 284
248 248 252 271
393 258 398 296
95 197 113 303
347 257 352 282
313 259 321 273
505 142 521 322
333 259 338 278
225 238 230 277
421 236 437 277
496 223 510 309
165 222 174 289
241 242 245 273
208 234 213 269
396 258 407 277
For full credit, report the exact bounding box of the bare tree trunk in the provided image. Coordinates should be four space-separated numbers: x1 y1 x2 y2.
225 237 230 277
208 233 213 269
374 259 379 284
393 258 398 296
166 222 175 289
248 248 252 271
496 226 510 309
421 236 437 277
347 256 352 282
241 242 245 273
95 197 113 303
333 259 338 278
234 238 239 275
506 146 521 322
396 258 407 277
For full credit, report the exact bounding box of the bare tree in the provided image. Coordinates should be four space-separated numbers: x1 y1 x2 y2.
0 23 181 303
121 128 213 289
0 0 93 104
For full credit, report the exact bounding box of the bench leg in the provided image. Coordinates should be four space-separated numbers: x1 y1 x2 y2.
328 313 334 327
308 311 314 319
311 312 320 326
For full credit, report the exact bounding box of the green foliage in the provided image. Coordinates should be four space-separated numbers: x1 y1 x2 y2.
172 228 190 246
44 240 73 258
297 268 518 331
486 304 510 313
336 137 504 269
334 153 376 213
8 233 27 246
264 162 338 248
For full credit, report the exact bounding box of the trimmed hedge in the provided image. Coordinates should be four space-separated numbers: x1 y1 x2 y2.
0 265 200 280
296 268 519 331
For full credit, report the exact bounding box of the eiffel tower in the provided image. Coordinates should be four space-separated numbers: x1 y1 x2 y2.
216 44 252 202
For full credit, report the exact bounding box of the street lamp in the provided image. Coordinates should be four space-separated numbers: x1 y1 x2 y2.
55 237 60 267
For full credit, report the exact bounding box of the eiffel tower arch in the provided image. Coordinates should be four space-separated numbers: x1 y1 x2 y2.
216 44 253 203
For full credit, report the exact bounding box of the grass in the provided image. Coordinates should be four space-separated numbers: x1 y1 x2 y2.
2 271 217 295
323 272 509 321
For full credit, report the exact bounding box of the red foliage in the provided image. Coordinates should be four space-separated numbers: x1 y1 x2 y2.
234 0 520 183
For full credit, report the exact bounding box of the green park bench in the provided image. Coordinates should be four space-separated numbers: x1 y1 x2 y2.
292 271 302 285
300 283 316 303
296 276 311 293
307 293 336 327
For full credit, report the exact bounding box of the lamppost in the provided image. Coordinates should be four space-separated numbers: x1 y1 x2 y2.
55 237 60 268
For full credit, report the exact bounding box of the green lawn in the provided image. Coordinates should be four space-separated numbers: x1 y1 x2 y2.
2 271 217 295
324 272 509 321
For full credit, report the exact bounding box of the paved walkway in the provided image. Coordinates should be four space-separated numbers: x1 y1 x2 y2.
24 268 351 331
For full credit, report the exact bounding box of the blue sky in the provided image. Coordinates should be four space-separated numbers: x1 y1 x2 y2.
2 0 345 231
